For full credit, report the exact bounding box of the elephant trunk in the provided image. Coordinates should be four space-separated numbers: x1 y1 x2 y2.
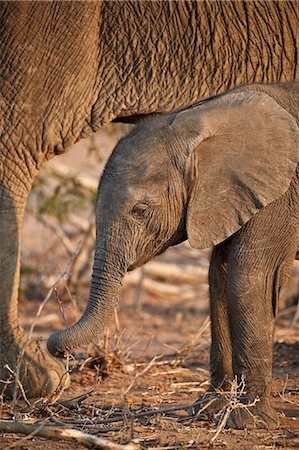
47 247 126 357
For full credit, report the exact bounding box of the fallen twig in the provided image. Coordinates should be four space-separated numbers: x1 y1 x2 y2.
209 377 260 444
85 402 193 425
0 421 140 450
55 390 95 409
279 376 299 408
123 356 159 397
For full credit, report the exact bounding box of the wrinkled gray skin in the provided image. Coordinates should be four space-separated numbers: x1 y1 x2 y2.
0 1 298 401
49 82 299 429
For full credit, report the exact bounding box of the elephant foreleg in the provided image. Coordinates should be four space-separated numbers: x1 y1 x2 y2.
209 244 233 390
0 182 68 398
192 244 234 418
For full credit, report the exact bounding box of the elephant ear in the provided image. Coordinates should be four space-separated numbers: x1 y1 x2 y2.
170 91 299 249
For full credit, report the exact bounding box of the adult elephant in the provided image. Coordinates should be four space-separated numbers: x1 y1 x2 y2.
0 1 298 399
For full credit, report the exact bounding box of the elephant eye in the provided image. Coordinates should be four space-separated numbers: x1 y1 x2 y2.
132 203 149 219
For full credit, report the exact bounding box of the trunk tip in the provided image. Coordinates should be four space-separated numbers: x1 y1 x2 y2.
47 331 71 358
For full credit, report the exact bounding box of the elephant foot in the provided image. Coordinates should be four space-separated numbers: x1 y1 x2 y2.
0 330 70 399
189 390 228 421
190 390 279 430
188 389 279 430
225 397 279 430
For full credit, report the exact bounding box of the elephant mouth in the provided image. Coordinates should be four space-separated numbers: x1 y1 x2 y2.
127 226 187 272
127 239 184 272
127 241 167 272
127 260 146 271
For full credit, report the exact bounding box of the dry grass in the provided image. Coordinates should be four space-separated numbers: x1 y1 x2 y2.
1 240 299 448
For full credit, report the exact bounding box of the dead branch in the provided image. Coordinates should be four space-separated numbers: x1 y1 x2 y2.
124 262 208 290
278 304 298 318
0 421 140 450
279 377 299 408
125 275 198 300
124 263 208 300
27 207 74 255
86 403 194 425
143 261 208 285
209 377 260 444
27 245 82 342
46 161 98 192
55 390 95 409
67 218 95 287
123 356 159 397
143 278 198 300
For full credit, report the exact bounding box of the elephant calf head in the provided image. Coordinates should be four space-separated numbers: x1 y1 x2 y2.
95 117 190 271
97 88 298 264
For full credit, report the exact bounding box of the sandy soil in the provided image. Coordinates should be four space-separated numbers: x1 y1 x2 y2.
1 129 298 449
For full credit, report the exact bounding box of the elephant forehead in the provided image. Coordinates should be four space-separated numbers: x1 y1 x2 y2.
128 160 170 184
100 166 167 204
105 157 169 188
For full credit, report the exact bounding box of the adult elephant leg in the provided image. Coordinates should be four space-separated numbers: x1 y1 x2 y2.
225 188 299 429
193 244 233 418
0 183 68 398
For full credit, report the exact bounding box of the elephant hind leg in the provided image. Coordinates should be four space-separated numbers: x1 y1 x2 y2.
224 194 299 429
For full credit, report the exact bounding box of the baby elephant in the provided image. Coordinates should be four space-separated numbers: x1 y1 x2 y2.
48 82 299 429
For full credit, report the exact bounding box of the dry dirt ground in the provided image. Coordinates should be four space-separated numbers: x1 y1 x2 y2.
1 129 298 449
